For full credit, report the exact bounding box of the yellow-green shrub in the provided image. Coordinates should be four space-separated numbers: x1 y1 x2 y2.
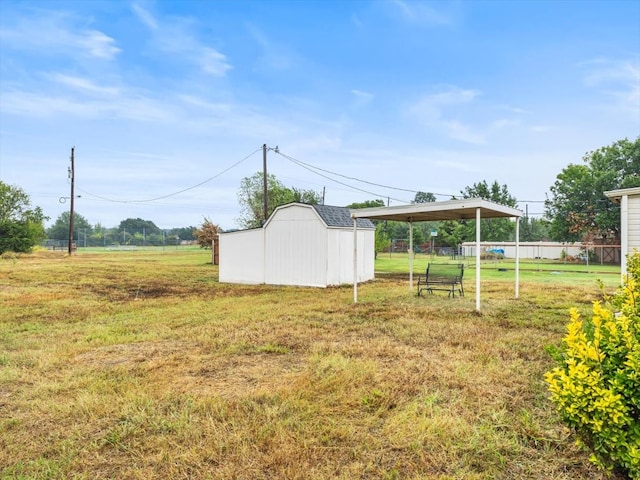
545 252 640 478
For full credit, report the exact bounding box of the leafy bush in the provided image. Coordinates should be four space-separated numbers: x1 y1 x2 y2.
545 252 640 478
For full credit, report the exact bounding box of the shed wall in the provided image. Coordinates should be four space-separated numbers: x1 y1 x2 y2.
219 229 265 284
354 229 375 283
326 228 374 285
219 204 375 287
265 206 328 287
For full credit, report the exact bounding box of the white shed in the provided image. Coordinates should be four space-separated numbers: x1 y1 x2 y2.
219 203 375 287
605 186 640 279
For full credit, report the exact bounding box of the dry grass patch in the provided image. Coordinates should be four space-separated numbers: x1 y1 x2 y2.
0 250 622 479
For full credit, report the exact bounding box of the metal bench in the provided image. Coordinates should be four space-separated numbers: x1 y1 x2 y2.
417 263 464 298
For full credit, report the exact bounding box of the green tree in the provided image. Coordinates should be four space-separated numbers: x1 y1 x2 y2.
118 218 161 236
413 191 436 203
346 199 385 209
47 212 93 241
460 180 518 242
0 181 48 253
236 172 322 229
386 222 425 250
438 220 466 249
374 223 390 257
169 227 197 241
545 137 640 242
519 216 550 242
347 199 391 256
346 200 386 227
291 187 322 204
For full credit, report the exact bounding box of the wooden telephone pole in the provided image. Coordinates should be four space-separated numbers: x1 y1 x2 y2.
68 147 75 255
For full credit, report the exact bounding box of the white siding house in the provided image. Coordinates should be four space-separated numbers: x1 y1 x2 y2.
605 187 640 279
219 203 375 287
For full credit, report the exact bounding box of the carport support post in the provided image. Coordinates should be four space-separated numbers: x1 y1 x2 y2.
515 217 520 299
409 221 414 291
476 207 481 312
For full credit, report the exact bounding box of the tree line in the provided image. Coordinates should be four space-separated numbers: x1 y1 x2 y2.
1 137 638 255
44 213 197 248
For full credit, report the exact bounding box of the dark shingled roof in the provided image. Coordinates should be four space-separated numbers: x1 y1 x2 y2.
312 204 375 229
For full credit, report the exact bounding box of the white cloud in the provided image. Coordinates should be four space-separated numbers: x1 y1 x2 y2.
0 11 120 60
49 74 120 96
530 125 550 133
581 58 640 119
429 87 480 105
131 4 232 77
497 105 529 115
199 48 233 77
490 118 520 129
351 89 374 108
433 159 479 173
178 94 231 113
387 0 455 26
408 86 485 144
1 89 172 122
1 90 106 118
131 3 159 30
246 23 294 71
441 120 486 145
351 14 364 29
79 30 121 59
352 89 374 100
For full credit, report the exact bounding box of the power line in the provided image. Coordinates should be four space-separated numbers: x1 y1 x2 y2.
275 150 456 200
274 149 557 206
66 144 555 212
76 147 262 204
275 150 411 203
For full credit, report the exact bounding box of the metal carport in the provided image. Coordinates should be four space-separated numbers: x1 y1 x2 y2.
350 198 523 311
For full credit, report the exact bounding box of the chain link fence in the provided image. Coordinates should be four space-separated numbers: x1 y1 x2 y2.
43 229 195 250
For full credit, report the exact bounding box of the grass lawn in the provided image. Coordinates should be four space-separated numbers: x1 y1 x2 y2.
0 249 625 479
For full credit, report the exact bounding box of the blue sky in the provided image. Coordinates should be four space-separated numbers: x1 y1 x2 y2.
1 0 638 230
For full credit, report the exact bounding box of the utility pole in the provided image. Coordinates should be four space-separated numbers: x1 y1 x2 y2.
68 147 75 255
262 144 268 224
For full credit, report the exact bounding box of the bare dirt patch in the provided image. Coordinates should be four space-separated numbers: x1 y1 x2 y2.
75 341 193 367
75 341 306 399
181 353 305 398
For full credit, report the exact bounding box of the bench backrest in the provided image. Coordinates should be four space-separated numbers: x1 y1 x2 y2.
426 263 464 281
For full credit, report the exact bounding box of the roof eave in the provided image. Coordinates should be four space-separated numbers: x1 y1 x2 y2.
605 187 640 203
350 198 522 222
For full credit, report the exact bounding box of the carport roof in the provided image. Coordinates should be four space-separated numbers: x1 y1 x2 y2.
350 198 522 222
348 198 523 312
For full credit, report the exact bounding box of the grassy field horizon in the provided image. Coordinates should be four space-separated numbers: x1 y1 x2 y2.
1 249 626 479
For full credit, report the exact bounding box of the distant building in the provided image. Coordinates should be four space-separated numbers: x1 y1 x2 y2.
461 241 584 260
219 203 375 287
